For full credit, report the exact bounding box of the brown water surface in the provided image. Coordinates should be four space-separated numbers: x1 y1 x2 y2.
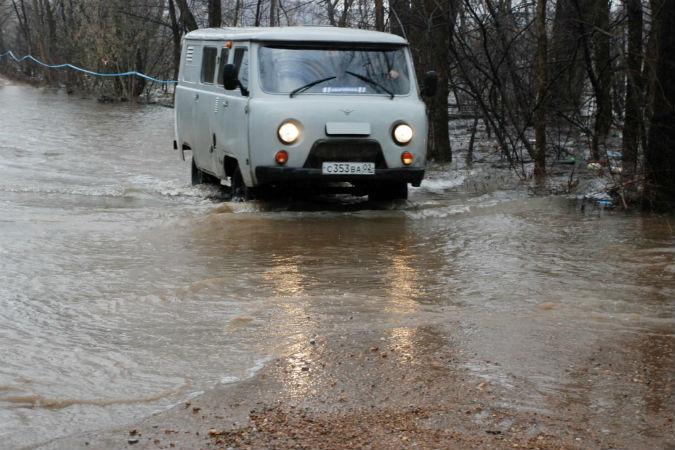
0 82 673 448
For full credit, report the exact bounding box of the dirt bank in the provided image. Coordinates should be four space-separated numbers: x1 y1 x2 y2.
38 320 673 450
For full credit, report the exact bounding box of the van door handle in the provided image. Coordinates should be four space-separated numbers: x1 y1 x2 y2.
222 100 229 108
194 93 199 101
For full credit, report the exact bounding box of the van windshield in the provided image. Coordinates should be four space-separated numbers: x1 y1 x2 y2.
258 45 411 96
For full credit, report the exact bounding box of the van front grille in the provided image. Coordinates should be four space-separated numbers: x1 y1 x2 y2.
303 139 387 169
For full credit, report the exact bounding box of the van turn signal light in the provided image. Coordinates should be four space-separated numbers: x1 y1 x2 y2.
275 150 289 165
401 151 414 165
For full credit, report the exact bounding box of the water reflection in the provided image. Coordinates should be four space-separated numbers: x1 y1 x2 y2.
281 349 316 399
384 252 422 314
263 256 306 298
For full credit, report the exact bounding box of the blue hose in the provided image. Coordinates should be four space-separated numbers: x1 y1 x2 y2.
0 50 177 84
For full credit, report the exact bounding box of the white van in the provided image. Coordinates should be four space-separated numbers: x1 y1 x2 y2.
173 26 436 200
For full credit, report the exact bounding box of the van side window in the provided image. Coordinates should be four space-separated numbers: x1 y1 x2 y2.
233 48 249 93
201 47 218 84
216 49 230 86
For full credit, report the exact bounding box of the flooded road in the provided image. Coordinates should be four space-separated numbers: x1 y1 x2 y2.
1 81 673 449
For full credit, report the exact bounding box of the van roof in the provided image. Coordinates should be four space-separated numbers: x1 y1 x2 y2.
184 26 408 45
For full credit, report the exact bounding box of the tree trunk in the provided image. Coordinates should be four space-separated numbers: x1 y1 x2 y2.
375 0 384 31
255 0 262 26
591 0 612 160
174 0 198 31
622 0 643 177
269 0 278 26
397 0 458 162
338 0 354 27
549 0 586 117
466 117 479 167
133 47 146 97
644 0 675 209
11 0 33 58
168 0 182 81
233 0 241 26
208 0 221 28
426 0 453 162
32 0 49 80
389 0 410 38
534 0 548 178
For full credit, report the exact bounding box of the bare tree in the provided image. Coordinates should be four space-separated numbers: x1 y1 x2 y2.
374 0 383 30
175 0 198 31
534 0 548 178
11 0 32 56
208 0 222 27
590 0 612 160
549 0 586 118
449 0 544 173
168 0 182 80
622 0 642 177
270 0 277 25
644 0 675 208
390 0 456 162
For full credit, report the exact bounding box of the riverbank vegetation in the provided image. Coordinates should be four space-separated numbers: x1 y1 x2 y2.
0 0 673 208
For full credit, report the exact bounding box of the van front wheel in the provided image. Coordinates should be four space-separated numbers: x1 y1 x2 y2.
191 158 220 186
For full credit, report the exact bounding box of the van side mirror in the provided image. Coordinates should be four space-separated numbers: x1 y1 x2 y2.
222 64 238 90
422 71 438 97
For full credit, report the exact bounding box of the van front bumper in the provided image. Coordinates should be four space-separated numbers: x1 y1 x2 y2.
255 167 425 187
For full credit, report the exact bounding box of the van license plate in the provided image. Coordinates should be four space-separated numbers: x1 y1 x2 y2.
322 162 375 175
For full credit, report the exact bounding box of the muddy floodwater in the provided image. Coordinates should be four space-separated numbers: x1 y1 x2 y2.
0 81 673 449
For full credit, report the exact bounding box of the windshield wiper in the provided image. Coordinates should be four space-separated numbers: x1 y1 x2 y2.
290 76 337 98
345 71 395 99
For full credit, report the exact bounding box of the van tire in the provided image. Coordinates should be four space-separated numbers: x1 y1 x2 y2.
368 182 408 201
191 158 220 186
231 166 251 201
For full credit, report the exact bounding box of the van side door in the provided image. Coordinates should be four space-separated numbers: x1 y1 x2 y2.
195 45 219 176
218 44 251 185
211 46 230 179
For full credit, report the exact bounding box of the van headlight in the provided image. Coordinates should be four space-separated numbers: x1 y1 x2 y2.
278 122 300 144
393 123 413 145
